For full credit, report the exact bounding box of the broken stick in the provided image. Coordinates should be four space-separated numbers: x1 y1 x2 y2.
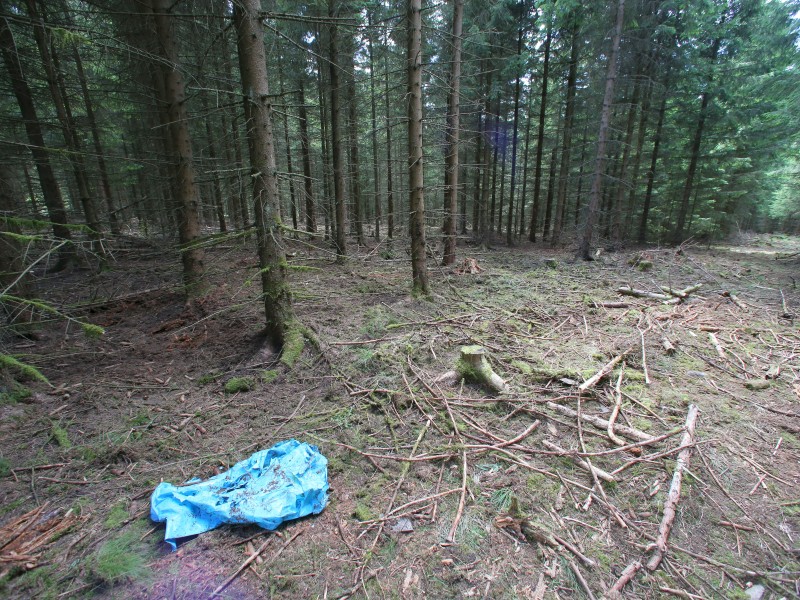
579 348 632 392
646 404 700 571
546 402 653 443
542 440 616 483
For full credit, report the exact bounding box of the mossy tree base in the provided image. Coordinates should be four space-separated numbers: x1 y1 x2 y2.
453 345 507 393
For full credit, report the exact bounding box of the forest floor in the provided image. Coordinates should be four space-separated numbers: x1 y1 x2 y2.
1 231 799 600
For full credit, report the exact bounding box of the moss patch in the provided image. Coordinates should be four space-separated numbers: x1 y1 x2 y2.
224 377 255 394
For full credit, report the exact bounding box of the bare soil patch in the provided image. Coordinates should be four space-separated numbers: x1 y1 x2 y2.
1 233 798 599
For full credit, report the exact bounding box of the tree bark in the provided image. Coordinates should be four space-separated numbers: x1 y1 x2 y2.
148 0 207 296
367 15 381 241
407 0 428 295
577 0 626 260
328 3 348 260
638 69 669 244
277 56 298 232
672 39 721 245
27 0 104 256
383 39 395 239
0 13 74 269
345 34 364 246
506 29 523 247
298 82 316 236
233 0 294 347
72 43 120 234
200 94 227 233
550 13 580 247
528 21 552 242
442 0 463 265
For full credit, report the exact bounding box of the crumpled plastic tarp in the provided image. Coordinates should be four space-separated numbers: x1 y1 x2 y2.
150 439 328 550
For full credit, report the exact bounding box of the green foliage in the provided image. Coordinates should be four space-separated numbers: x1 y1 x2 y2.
224 377 255 394
0 457 10 478
280 325 305 367
0 355 48 383
91 531 151 585
104 503 129 529
50 422 71 449
0 382 32 404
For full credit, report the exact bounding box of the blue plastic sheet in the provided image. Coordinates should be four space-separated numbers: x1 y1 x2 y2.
150 440 328 550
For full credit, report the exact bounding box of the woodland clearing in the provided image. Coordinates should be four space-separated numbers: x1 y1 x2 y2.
1 232 799 600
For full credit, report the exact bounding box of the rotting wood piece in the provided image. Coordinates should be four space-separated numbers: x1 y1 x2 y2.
618 283 701 305
661 337 676 355
579 348 632 391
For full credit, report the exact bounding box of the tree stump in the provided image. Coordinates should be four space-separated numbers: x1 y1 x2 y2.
456 345 507 393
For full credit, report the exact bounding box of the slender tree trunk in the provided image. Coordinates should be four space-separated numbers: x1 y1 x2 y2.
478 83 493 245
200 94 227 233
472 68 485 234
383 41 395 239
638 71 669 244
148 0 207 295
72 44 120 234
442 0 463 265
551 14 580 247
497 122 507 235
506 30 523 246
577 0 625 260
626 65 652 239
345 36 364 246
489 107 500 233
22 163 41 217
233 0 294 347
519 83 534 238
0 165 29 297
315 44 333 240
28 0 104 255
367 16 382 241
328 5 348 260
277 58 298 232
529 22 552 242
610 63 644 247
543 141 559 240
672 39 720 245
298 82 316 236
0 13 73 269
407 0 428 295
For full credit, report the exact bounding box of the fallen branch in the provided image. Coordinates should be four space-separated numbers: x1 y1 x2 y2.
661 337 676 355
646 404 700 571
605 561 642 598
708 332 726 359
579 348 632 391
542 440 616 483
617 286 670 301
546 401 653 442
721 290 746 310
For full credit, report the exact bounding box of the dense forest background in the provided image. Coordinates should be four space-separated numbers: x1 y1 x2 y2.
1 0 799 283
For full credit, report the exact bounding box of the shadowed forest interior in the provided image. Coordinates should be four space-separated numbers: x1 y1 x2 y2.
1 0 799 599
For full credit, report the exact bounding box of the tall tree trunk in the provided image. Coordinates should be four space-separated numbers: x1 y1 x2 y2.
489 107 500 233
471 77 484 234
383 39 395 239
345 36 364 246
298 82 316 236
148 0 207 296
0 13 73 269
610 63 644 247
577 0 625 260
27 0 104 255
200 94 227 233
528 21 552 242
672 39 720 245
315 43 333 240
506 29 523 247
277 57 298 232
518 82 534 238
550 14 580 247
638 70 669 244
543 140 559 240
407 0 428 295
233 0 295 349
72 44 120 234
367 15 382 241
442 0 463 265
328 5 348 260
0 165 29 297
626 63 652 239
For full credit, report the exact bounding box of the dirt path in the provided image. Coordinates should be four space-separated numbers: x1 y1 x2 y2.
1 233 798 599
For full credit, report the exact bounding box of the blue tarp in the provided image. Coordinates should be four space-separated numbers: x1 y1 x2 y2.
150 439 328 550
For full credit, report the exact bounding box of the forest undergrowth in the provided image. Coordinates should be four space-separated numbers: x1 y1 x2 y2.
0 232 798 599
